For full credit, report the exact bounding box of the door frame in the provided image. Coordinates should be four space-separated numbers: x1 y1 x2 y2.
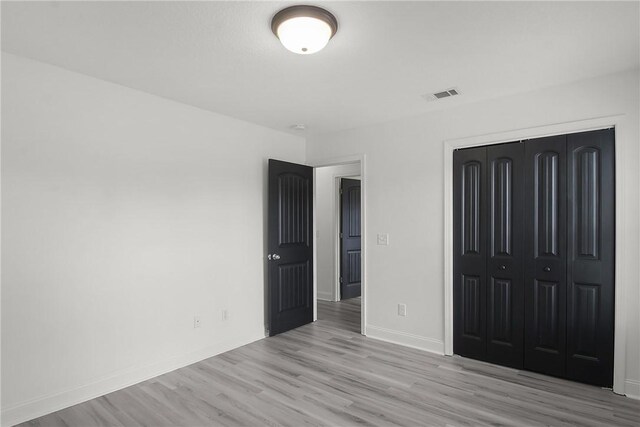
311 154 367 335
443 115 629 396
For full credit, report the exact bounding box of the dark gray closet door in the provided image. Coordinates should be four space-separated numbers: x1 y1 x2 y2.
566 129 615 387
453 146 488 360
486 143 525 368
454 130 615 387
523 135 568 377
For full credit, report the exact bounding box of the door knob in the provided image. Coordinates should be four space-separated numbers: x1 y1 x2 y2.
499 265 506 270
543 266 551 272
272 254 281 260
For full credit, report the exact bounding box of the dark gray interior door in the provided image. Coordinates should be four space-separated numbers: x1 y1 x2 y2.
268 159 313 336
340 178 361 299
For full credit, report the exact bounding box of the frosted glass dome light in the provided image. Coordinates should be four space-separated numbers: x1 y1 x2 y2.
271 6 338 55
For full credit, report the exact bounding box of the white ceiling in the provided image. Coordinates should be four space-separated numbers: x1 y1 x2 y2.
2 1 639 135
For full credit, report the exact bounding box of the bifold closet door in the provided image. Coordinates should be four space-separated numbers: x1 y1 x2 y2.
486 143 524 368
523 135 568 377
566 129 615 387
453 146 487 360
455 130 614 387
454 143 525 366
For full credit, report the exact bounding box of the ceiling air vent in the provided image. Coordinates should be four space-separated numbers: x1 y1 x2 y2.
423 87 461 102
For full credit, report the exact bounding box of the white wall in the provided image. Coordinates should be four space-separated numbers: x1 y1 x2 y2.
0 53 305 426
306 69 640 397
1 53 638 427
315 164 360 301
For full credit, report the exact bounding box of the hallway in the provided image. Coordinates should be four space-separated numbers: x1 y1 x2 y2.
317 297 361 333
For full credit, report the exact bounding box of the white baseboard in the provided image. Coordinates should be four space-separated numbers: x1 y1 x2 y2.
1 331 266 427
317 291 335 301
366 324 444 355
624 379 640 400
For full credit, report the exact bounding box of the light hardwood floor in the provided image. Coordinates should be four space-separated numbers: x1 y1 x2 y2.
20 298 639 426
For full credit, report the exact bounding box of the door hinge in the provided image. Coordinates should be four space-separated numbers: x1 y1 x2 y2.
340 232 343 239
340 277 343 283
340 188 343 194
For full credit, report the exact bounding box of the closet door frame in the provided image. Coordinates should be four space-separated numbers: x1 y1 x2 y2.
443 115 628 396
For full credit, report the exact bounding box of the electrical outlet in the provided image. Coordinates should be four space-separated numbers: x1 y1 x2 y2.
193 316 202 328
377 233 389 246
398 304 407 317
222 309 229 321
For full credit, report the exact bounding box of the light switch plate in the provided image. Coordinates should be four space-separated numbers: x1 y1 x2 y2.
377 233 389 246
398 304 407 317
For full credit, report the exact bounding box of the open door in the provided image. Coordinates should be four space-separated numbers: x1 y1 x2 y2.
340 178 361 299
268 159 314 336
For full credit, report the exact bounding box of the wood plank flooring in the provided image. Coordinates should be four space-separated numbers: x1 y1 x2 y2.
20 298 639 426
317 297 361 333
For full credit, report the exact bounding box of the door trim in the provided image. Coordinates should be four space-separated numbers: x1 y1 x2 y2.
443 115 629 396
311 154 367 335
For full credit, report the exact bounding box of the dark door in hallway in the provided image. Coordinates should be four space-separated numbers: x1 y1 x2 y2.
268 159 314 336
340 178 361 299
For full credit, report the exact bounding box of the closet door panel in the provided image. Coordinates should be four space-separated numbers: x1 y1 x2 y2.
453 147 487 360
486 143 524 368
566 129 614 387
524 135 567 377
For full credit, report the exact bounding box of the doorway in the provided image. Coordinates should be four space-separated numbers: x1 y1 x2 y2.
313 160 365 334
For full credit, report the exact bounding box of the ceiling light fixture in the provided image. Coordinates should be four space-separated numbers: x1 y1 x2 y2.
271 5 338 55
